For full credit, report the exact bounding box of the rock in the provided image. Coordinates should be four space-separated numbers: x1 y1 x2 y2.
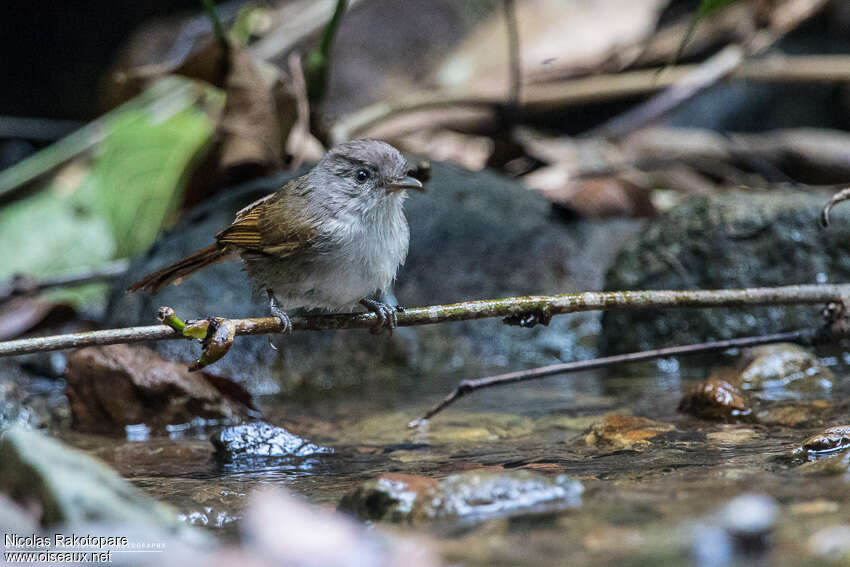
600 191 850 353
210 421 331 462
584 414 675 451
807 525 850 560
737 344 833 401
691 494 779 564
64 344 255 433
756 401 831 428
678 376 754 422
0 360 69 430
239 487 440 567
0 426 204 542
107 163 640 394
792 425 850 461
798 450 850 476
339 470 582 524
717 494 778 540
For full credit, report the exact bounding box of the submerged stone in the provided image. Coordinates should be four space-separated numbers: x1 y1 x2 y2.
756 400 831 428
737 344 833 401
679 377 754 422
211 422 331 461
339 470 582 524
584 414 675 450
793 425 850 461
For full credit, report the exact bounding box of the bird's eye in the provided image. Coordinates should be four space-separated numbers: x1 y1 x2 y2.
355 169 370 183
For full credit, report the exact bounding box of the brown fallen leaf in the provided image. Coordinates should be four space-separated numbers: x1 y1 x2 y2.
0 298 77 341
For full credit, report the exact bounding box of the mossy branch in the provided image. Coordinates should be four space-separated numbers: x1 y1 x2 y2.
0 284 849 369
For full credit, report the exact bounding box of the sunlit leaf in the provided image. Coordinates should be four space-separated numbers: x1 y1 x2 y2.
86 96 215 257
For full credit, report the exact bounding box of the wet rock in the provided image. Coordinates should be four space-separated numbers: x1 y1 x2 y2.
807 525 850 560
797 450 850 476
600 190 850 353
339 469 582 524
0 426 205 542
792 425 850 461
237 487 440 567
678 376 754 422
107 163 640 394
692 494 778 565
718 494 779 541
584 414 674 451
0 360 69 430
737 344 833 401
0 493 37 533
756 401 831 428
64 344 255 433
210 421 331 462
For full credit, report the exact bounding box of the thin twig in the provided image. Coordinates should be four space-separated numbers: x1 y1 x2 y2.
305 0 347 104
409 328 825 427
0 260 129 302
201 0 228 45
503 0 521 108
822 186 850 227
0 284 848 358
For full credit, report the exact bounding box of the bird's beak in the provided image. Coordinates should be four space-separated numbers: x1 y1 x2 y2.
387 175 425 193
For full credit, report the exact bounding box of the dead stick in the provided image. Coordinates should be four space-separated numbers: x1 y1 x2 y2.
0 284 848 358
586 45 743 140
409 328 822 427
332 54 850 142
0 259 129 301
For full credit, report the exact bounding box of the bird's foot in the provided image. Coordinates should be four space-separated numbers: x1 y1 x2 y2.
266 288 292 334
360 298 398 335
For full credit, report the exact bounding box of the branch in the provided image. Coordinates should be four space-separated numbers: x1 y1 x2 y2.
331 55 850 142
410 330 815 427
503 0 521 109
0 260 129 302
585 45 743 140
410 298 850 425
305 0 347 104
0 284 847 364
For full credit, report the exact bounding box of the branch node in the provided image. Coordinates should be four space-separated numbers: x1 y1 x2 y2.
503 308 552 328
189 317 236 371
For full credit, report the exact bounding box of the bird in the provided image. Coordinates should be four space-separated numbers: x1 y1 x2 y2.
127 139 425 333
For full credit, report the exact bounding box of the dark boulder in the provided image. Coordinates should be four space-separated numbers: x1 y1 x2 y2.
600 191 850 353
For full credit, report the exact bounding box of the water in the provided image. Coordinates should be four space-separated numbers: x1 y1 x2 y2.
59 358 850 565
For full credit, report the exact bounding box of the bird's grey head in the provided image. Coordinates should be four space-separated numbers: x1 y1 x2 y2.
312 140 423 211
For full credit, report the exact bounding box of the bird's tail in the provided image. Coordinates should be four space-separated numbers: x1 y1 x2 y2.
127 244 231 295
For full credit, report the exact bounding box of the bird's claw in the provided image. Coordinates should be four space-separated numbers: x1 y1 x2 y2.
361 298 398 335
267 289 292 334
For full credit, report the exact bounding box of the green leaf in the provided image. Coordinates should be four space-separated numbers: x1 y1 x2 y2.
0 180 116 306
86 98 214 258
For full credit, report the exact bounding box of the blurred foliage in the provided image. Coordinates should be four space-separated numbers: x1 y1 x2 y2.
88 101 214 257
698 0 738 15
676 0 740 62
0 77 218 307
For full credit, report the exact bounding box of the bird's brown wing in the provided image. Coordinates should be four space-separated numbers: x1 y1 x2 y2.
216 186 319 257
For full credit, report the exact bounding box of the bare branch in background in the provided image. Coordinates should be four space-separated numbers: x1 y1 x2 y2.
0 260 130 302
410 324 844 427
